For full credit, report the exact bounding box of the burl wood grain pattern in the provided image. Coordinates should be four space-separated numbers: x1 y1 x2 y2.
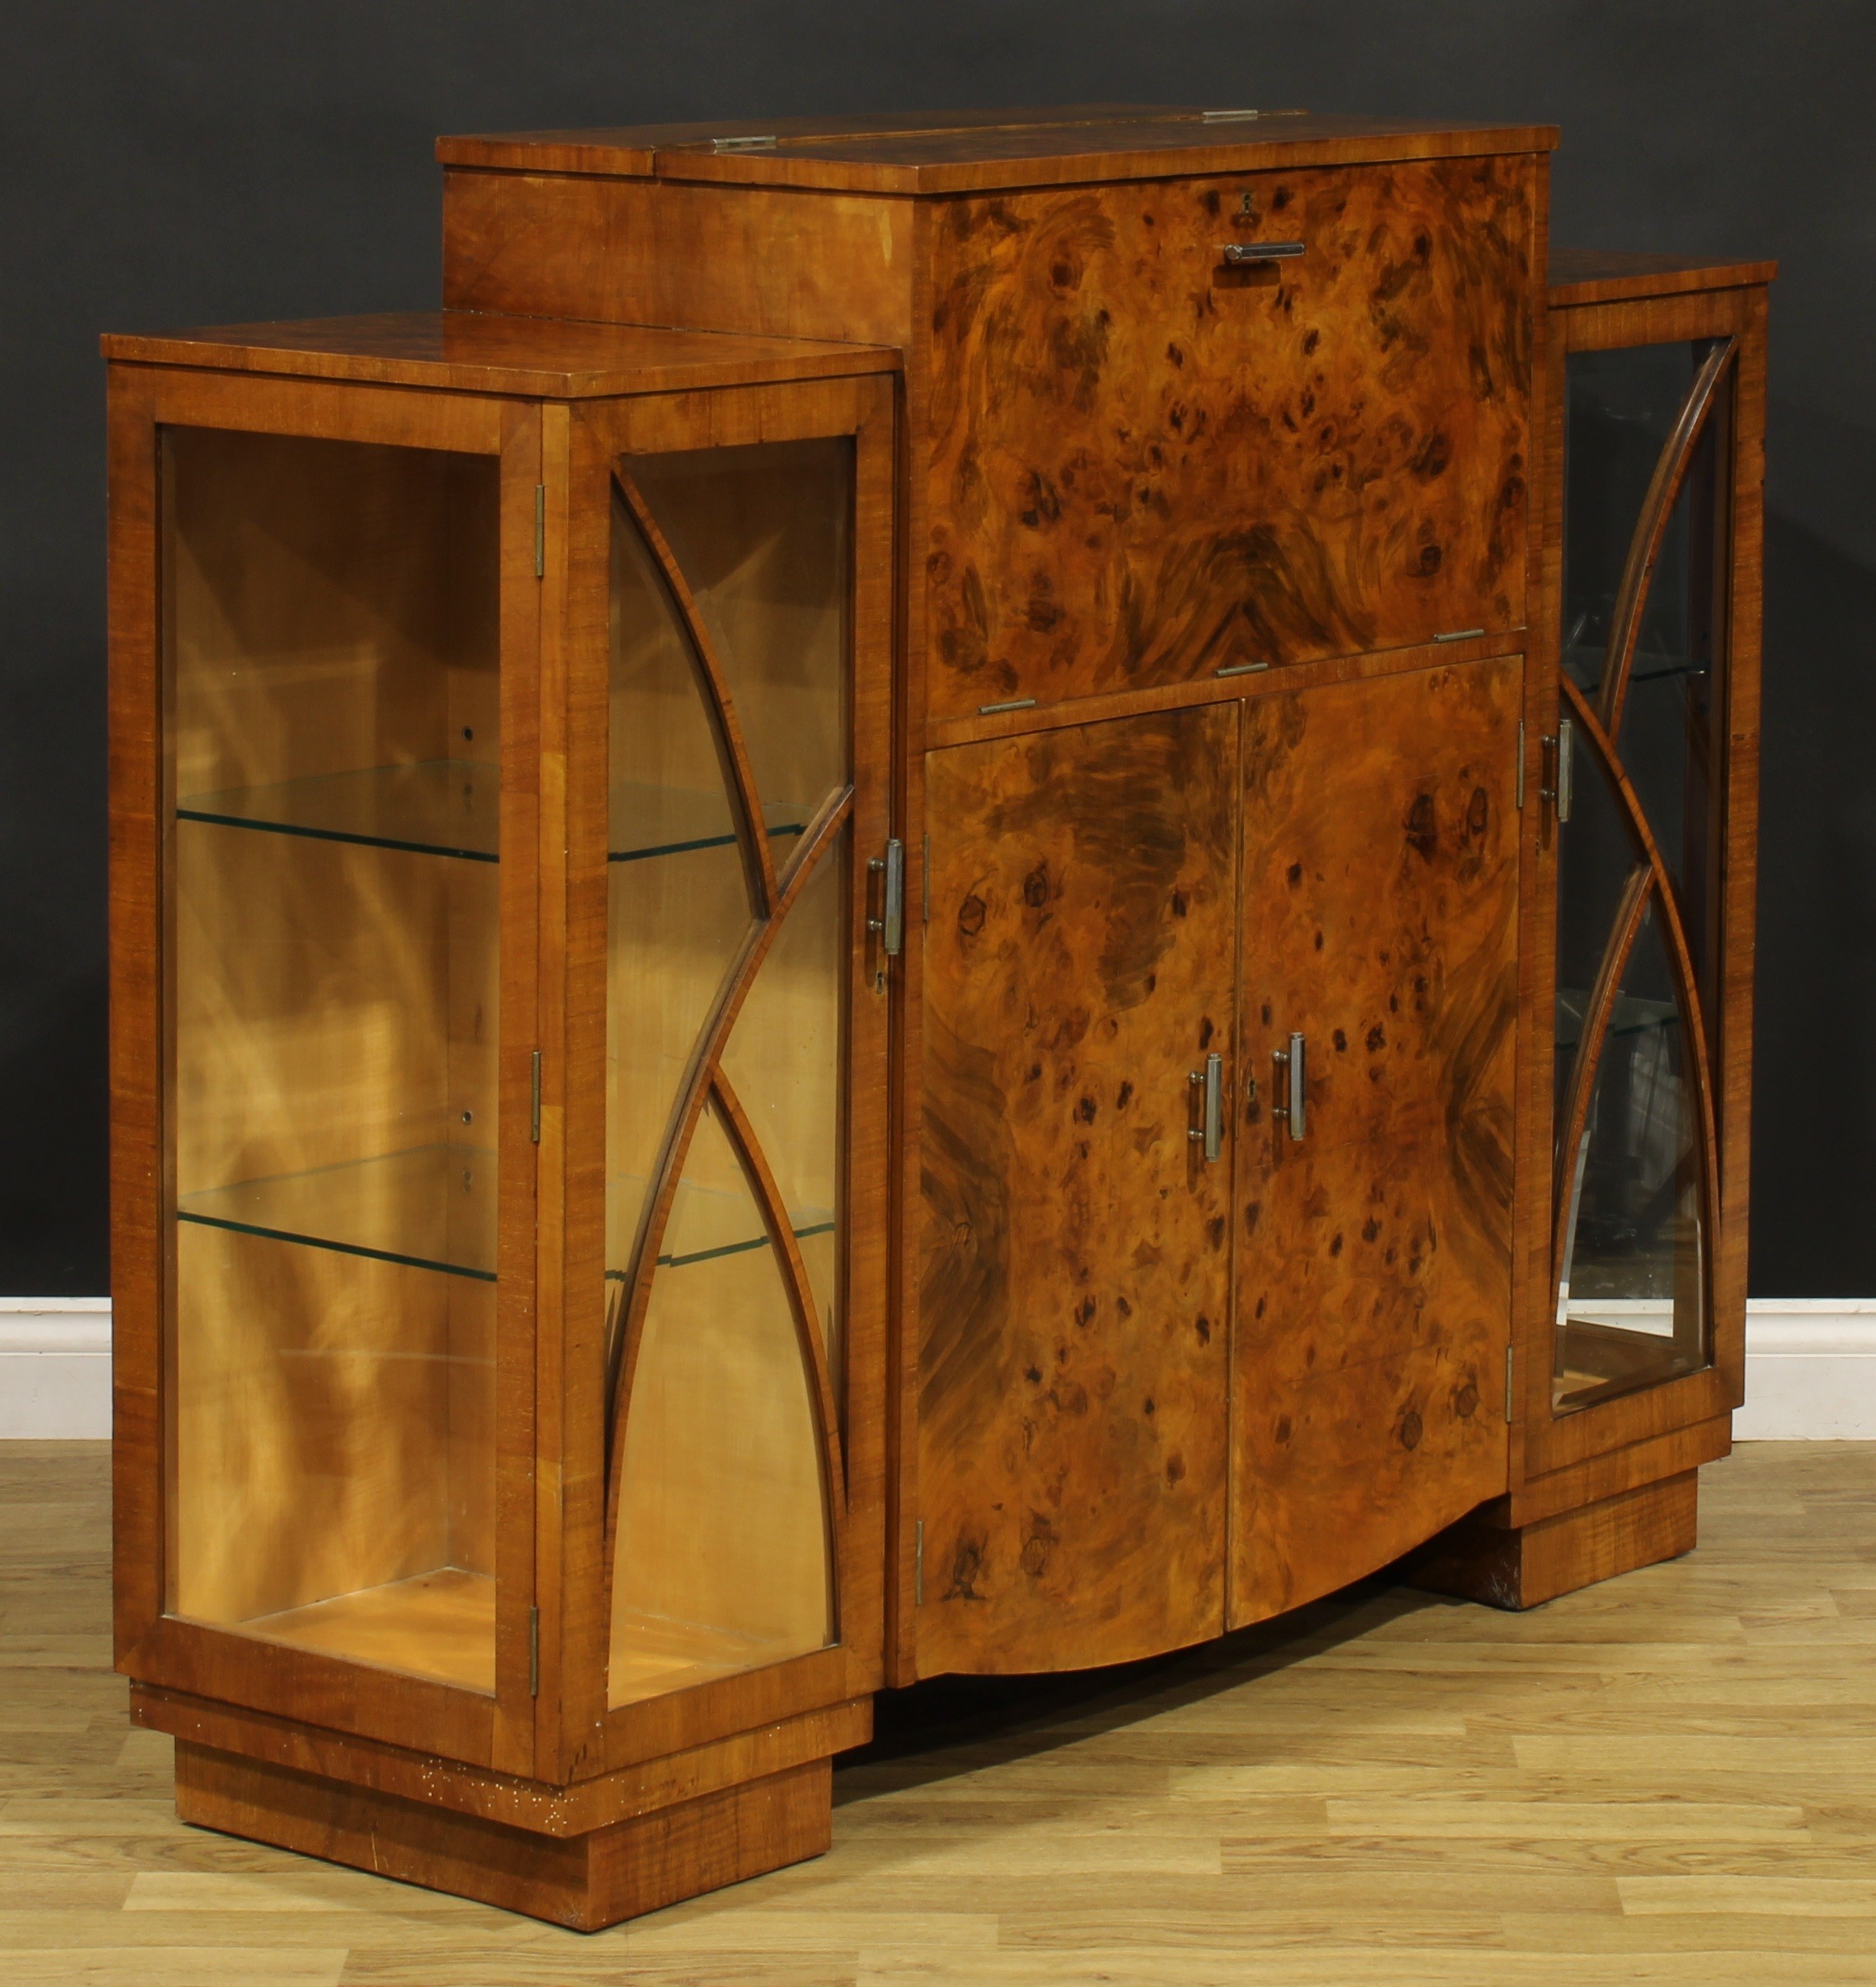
1232 658 1520 1625
923 156 1536 720
918 705 1237 1675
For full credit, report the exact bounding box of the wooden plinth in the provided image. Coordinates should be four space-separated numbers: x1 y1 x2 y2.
174 1739 832 1930
1403 1469 1699 1610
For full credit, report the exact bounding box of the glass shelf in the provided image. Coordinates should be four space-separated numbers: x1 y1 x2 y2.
177 764 812 867
178 761 500 862
178 1143 496 1281
605 1173 833 1282
608 781 810 865
1554 988 1677 1059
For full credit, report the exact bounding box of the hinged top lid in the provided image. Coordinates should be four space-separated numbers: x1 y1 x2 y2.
437 104 1559 194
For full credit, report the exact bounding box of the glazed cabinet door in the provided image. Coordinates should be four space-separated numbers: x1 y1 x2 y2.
110 367 541 1772
1528 284 1764 1473
1232 660 1522 1623
918 705 1238 1673
556 374 892 1768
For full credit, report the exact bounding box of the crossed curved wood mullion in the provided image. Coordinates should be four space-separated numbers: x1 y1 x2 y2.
602 786 855 1556
613 464 776 917
1561 676 1722 1128
1551 861 1655 1279
1597 337 1737 739
710 1065 849 1529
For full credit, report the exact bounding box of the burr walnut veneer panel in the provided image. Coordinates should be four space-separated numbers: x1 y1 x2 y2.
1232 659 1521 1623
923 158 1536 718
918 705 1238 1673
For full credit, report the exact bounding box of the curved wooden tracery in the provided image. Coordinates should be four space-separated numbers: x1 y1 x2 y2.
1596 337 1737 739
603 788 854 1568
1553 354 1730 1342
612 465 777 916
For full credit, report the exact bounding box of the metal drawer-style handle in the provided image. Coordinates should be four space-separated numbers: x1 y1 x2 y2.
1188 1051 1224 1163
1222 241 1305 265
866 839 905 955
1272 1032 1307 1140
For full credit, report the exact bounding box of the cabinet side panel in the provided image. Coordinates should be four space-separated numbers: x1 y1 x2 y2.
1233 658 1520 1621
443 171 915 351
921 154 1537 723
917 704 1237 1674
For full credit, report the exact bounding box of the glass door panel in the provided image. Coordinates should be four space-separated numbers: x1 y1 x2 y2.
631 440 852 869
166 427 500 1691
1555 899 1708 1407
1553 337 1732 1412
606 439 851 1709
609 1099 835 1706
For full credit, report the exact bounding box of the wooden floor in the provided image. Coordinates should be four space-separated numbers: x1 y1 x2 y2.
6 1441 1876 1983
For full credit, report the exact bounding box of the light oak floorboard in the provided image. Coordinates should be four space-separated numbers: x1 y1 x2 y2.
3 1440 1874 1980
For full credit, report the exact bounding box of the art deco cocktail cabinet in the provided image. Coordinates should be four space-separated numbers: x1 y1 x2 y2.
105 108 1771 1928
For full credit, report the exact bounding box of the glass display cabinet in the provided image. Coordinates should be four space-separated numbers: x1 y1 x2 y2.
110 111 1770 1931
108 315 895 1928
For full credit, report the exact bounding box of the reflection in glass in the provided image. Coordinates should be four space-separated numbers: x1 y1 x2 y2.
632 439 852 861
609 1101 834 1707
167 427 500 1690
1555 902 1706 1409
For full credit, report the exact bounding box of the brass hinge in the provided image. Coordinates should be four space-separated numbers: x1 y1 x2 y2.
533 485 546 579
1516 719 1526 811
1505 1344 1516 1424
530 1049 542 1145
528 1606 540 1697
915 1520 925 1607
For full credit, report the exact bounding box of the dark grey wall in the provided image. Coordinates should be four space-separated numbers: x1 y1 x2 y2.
3 0 1870 1293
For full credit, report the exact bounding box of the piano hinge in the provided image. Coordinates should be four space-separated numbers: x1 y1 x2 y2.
1505 1344 1516 1424
915 1520 925 1607
533 485 546 579
528 1606 540 1697
1516 719 1526 810
530 1049 542 1145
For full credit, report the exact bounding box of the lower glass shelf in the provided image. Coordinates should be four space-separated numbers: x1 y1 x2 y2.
231 1567 495 1693
178 1144 496 1281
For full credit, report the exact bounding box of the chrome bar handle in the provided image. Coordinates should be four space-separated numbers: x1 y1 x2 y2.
1273 1032 1307 1140
1187 1051 1224 1163
881 838 905 955
1556 718 1574 826
1222 241 1305 264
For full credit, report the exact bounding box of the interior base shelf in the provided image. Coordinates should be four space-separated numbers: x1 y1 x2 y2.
232 1567 496 1693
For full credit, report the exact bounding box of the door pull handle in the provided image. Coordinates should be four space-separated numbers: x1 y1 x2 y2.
1187 1051 1224 1163
1272 1031 1307 1140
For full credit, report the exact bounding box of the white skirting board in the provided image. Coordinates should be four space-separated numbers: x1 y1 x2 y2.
3 1298 1875 1440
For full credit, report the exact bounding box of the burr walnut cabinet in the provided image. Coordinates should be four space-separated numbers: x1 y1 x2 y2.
105 108 1771 1929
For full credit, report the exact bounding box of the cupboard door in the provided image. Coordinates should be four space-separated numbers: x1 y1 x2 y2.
924 155 1537 723
1232 659 1520 1623
918 706 1237 1673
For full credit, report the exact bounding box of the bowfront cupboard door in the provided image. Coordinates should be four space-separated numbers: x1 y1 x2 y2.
109 367 542 1773
556 376 893 1769
1526 282 1764 1475
1230 660 1521 1623
918 706 1239 1673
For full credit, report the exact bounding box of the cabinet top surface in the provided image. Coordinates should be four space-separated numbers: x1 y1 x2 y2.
1549 248 1778 306
99 311 901 397
437 104 1559 194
